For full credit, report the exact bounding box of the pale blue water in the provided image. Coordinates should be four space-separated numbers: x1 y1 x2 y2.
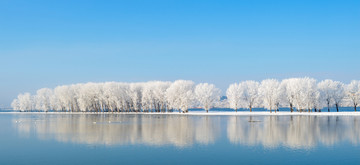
0 111 359 164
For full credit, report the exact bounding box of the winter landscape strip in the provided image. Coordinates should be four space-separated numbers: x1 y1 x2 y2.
2 111 360 116
10 78 360 113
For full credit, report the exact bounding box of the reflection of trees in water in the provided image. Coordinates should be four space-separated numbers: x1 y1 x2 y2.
13 115 360 149
227 115 360 149
13 115 220 147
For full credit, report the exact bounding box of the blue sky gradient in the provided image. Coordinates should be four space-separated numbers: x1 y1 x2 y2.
1 0 359 107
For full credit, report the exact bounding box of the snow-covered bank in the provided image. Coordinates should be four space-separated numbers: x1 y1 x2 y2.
1 111 360 116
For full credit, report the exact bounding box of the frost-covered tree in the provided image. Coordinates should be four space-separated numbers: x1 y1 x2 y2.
311 90 323 112
166 80 195 113
318 80 335 112
142 82 156 112
274 86 285 112
141 81 171 112
226 83 241 112
35 88 53 112
77 83 101 112
238 81 260 112
346 80 360 112
291 77 317 112
303 78 318 112
15 93 33 112
102 82 117 112
280 78 297 112
194 83 221 113
259 79 280 113
153 81 171 112
129 83 143 112
54 85 76 112
333 82 345 112
318 80 345 112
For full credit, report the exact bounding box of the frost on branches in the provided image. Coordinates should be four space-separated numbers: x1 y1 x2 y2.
11 78 360 113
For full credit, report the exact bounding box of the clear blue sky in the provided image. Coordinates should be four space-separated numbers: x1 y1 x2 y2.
1 0 359 107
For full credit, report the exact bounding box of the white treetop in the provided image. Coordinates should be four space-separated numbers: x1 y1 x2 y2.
166 80 195 113
195 83 221 112
280 78 297 112
346 80 360 112
35 88 53 112
238 80 260 112
318 79 345 112
290 77 318 112
14 93 33 112
226 83 241 112
259 79 280 113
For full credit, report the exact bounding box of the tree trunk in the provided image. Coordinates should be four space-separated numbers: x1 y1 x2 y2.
355 105 357 112
270 108 272 113
250 106 252 112
290 103 293 113
327 102 330 112
336 104 339 112
206 109 208 113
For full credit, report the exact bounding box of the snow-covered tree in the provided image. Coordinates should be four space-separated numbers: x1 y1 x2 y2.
311 90 323 112
259 79 280 113
333 82 345 112
280 78 297 112
346 80 360 112
153 81 171 112
54 85 76 112
226 83 241 112
166 80 195 113
318 80 345 112
318 80 335 112
238 81 260 112
15 93 33 112
194 83 221 113
102 82 117 112
142 82 156 112
291 77 317 112
302 78 318 112
129 83 143 112
35 88 53 112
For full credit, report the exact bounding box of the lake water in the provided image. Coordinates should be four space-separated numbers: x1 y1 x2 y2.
0 113 359 164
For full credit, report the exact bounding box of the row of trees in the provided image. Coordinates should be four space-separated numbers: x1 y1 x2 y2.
11 78 360 113
227 78 360 113
11 80 221 113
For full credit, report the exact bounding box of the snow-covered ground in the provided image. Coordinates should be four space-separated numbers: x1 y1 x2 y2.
1 111 360 116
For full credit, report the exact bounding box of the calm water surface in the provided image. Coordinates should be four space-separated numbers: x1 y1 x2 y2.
0 113 359 164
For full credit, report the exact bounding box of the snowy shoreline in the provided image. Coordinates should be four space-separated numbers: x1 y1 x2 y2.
1 111 360 116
